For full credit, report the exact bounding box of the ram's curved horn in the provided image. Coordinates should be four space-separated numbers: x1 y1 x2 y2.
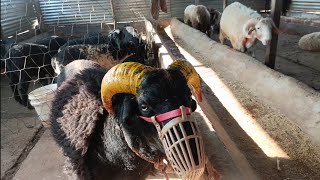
169 59 202 102
101 62 153 113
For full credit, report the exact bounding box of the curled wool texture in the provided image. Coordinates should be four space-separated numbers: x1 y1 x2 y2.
184 5 211 33
298 32 320 51
220 2 262 42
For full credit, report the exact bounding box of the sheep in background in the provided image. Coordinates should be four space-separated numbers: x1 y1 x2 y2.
56 60 103 87
1 39 16 69
58 26 141 52
58 30 115 52
298 32 320 51
50 60 202 179
184 5 212 37
219 2 279 52
4 36 65 109
5 44 55 108
35 36 67 52
52 26 146 75
207 7 222 34
51 42 143 75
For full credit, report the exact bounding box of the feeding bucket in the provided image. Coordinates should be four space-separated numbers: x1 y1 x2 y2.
28 84 57 127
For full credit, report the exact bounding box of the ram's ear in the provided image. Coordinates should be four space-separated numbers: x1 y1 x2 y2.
243 18 258 38
263 17 282 34
112 94 138 123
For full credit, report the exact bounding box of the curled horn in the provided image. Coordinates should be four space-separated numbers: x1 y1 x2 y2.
101 62 152 113
169 59 202 102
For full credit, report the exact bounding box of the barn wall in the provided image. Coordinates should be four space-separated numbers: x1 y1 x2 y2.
291 0 320 12
38 0 113 26
114 0 171 23
228 0 268 11
1 0 38 39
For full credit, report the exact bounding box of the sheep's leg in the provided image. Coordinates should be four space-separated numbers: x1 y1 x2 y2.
219 30 226 45
229 37 246 52
206 26 213 38
18 82 33 109
8 71 23 104
10 81 22 104
192 21 200 30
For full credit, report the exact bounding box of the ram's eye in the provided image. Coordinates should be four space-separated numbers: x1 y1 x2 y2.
257 27 260 30
141 104 149 111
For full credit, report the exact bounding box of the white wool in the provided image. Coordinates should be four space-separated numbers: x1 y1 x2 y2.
220 2 262 43
298 32 320 51
185 5 210 23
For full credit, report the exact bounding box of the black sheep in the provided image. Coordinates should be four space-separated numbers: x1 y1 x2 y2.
51 44 135 75
35 36 67 52
1 39 16 69
50 60 202 179
53 26 146 74
58 33 111 52
5 36 66 108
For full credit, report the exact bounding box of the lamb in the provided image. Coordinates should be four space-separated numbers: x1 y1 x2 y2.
4 36 66 108
298 32 320 51
219 2 278 52
50 60 202 179
184 5 212 37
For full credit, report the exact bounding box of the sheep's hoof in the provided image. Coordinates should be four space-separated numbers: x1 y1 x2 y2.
227 47 237 52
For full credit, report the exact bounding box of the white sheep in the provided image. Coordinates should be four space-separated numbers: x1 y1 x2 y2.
298 32 320 51
219 2 278 52
184 4 212 37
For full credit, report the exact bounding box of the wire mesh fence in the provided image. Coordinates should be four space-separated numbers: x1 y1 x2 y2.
0 0 163 141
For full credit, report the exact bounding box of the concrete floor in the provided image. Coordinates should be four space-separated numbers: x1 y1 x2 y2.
1 76 43 179
12 130 67 180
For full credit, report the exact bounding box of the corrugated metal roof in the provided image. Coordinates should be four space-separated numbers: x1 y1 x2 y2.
1 0 38 39
39 0 113 26
291 0 320 12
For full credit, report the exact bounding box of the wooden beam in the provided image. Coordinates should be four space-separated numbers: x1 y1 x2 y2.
265 0 283 69
223 0 228 9
31 0 47 32
109 0 116 30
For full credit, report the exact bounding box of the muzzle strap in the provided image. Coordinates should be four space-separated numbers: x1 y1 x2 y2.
139 107 192 123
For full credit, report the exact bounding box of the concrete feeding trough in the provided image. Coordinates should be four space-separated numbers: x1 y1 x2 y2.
146 17 320 179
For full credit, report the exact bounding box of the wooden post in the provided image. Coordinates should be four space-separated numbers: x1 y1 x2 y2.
195 0 199 5
31 0 47 32
265 0 282 69
109 0 116 30
223 0 228 9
